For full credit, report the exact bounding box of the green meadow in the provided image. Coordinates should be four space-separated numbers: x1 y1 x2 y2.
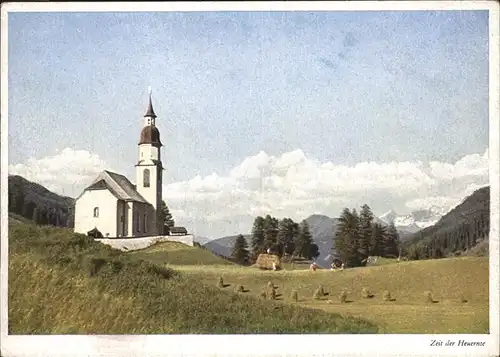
8 219 488 334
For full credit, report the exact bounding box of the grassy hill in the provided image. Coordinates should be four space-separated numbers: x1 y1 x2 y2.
142 255 488 334
121 224 488 334
128 241 236 267
8 220 376 334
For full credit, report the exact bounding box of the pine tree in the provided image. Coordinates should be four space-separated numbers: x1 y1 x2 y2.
384 222 400 258
369 222 386 257
251 216 266 259
334 208 361 267
276 218 298 257
231 234 250 265
263 215 279 251
359 204 374 265
160 201 175 235
294 220 314 259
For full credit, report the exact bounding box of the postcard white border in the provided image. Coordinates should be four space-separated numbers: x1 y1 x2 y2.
1 2 499 357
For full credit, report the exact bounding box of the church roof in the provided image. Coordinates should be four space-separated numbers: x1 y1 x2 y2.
139 125 162 147
80 170 149 203
170 226 188 234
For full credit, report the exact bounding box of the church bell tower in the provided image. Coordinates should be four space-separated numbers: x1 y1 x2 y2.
136 88 164 235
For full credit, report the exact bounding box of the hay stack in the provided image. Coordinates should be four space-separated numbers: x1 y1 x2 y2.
255 254 281 270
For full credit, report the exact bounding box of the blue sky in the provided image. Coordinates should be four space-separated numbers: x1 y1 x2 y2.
8 10 490 237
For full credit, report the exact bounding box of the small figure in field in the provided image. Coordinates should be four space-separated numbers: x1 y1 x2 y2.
272 262 277 271
310 262 317 271
267 248 271 254
340 263 345 271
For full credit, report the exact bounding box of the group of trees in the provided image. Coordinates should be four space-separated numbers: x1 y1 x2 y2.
251 215 319 262
8 183 74 228
333 204 400 268
404 212 489 260
231 215 320 265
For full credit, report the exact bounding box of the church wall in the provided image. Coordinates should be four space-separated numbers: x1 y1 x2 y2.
116 200 128 237
135 163 160 214
74 189 118 238
130 202 156 237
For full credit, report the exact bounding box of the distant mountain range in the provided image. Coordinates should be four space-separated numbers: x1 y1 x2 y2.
202 187 489 268
8 174 489 264
379 207 449 233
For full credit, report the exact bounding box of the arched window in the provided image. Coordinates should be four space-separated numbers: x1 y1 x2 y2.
93 207 99 217
143 169 150 187
143 213 147 233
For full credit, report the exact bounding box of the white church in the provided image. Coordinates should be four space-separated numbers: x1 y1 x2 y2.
74 93 169 239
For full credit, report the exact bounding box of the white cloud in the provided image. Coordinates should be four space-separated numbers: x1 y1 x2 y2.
9 147 489 238
8 147 110 195
165 148 489 237
429 149 489 180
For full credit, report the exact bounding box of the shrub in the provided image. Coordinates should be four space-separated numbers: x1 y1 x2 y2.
217 276 224 288
425 291 434 303
383 290 391 301
110 261 123 274
290 290 298 302
313 288 322 300
361 287 370 299
235 284 244 293
339 290 347 303
146 264 176 279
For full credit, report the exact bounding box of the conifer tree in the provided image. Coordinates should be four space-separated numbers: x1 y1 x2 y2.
369 222 386 257
276 218 298 257
384 222 400 258
160 201 175 234
294 220 315 259
263 215 279 250
251 216 266 259
334 208 362 267
359 204 374 264
231 234 250 265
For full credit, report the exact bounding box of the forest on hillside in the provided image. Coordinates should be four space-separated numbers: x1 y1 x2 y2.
401 186 490 259
7 175 75 228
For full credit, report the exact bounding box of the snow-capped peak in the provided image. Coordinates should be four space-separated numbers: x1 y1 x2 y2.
379 208 445 233
379 210 397 223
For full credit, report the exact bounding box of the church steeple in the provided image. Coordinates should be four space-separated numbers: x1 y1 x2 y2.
136 88 164 236
139 88 162 147
144 92 157 119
